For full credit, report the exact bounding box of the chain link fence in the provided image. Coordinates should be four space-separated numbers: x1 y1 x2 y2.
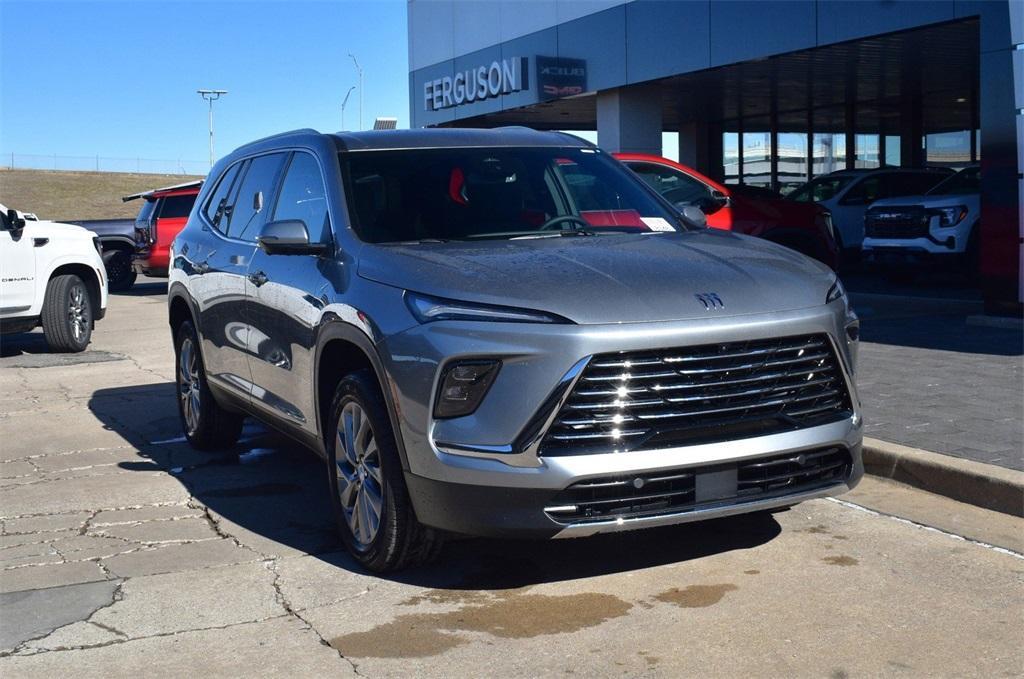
2 153 209 175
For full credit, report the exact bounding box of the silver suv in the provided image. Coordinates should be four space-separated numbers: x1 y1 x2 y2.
168 128 863 572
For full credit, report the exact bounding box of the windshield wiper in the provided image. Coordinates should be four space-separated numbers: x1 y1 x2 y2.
466 228 597 241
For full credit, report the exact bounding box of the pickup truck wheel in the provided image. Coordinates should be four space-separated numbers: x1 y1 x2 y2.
42 274 92 353
102 249 137 292
174 320 244 450
326 370 442 572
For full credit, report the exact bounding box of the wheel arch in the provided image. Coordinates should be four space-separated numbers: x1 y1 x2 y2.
315 321 410 470
49 263 101 320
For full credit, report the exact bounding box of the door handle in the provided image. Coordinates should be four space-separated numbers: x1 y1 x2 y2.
248 270 268 287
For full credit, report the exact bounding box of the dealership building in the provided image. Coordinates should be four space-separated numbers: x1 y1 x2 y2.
407 0 1023 308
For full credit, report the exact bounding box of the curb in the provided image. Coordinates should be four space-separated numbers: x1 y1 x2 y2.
862 437 1024 518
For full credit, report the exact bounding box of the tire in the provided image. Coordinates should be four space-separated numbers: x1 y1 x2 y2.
41 274 92 353
102 249 137 292
326 370 442 572
174 320 244 450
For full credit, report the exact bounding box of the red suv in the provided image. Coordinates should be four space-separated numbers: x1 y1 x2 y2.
617 154 839 270
123 180 202 277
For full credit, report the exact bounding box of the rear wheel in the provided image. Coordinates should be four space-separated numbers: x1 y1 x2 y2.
326 370 441 572
41 274 92 353
174 320 243 450
102 249 137 292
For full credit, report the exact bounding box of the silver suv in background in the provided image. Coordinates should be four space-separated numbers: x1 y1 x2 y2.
787 167 954 254
863 166 981 272
168 128 863 572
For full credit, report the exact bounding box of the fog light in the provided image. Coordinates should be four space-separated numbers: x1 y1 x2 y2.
434 360 501 418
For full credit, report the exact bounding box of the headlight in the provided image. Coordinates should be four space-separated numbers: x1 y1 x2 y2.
826 277 846 304
405 291 569 324
930 206 968 227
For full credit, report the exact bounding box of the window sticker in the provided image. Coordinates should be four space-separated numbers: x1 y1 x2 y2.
640 217 675 232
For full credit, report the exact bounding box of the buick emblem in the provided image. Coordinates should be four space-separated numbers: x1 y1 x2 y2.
695 292 724 310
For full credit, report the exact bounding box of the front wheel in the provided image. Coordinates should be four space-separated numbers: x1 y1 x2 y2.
326 370 441 572
41 274 92 353
174 320 244 450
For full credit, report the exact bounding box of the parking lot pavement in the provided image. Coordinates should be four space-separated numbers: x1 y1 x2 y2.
851 292 1024 471
1 281 1022 677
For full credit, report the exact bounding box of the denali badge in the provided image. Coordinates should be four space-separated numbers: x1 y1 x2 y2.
695 292 724 310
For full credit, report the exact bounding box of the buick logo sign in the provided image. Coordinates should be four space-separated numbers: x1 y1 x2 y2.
694 292 724 310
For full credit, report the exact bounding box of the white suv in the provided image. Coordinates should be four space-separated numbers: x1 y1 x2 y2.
1 203 108 352
862 166 981 269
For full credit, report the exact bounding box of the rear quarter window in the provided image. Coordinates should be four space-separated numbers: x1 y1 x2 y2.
158 194 197 219
135 199 157 224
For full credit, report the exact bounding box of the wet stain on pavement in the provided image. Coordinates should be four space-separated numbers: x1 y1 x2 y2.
653 584 738 608
822 555 858 567
331 591 633 658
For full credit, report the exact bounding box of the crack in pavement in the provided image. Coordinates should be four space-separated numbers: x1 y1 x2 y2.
266 558 366 677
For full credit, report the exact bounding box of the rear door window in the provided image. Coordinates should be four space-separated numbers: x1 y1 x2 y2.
204 162 244 229
223 153 287 241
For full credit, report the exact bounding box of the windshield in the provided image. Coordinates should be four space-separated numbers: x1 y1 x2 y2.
341 147 686 243
927 166 980 196
787 175 856 203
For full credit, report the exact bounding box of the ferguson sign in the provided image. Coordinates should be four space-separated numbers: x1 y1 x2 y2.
424 57 527 111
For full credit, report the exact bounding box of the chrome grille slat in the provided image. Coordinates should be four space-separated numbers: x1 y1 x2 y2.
541 333 852 456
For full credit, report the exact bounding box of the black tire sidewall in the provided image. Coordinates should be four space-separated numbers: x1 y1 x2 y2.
326 371 404 567
173 320 242 450
42 274 91 352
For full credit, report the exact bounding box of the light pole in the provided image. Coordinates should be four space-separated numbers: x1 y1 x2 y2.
197 89 227 167
348 54 363 130
341 86 356 130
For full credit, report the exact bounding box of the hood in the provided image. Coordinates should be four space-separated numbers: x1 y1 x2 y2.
27 219 97 239
357 230 834 325
870 194 978 208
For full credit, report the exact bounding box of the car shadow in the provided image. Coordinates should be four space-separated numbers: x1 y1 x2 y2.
90 383 784 589
119 279 168 296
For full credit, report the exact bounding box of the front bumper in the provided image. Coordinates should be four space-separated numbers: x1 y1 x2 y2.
407 437 862 538
382 303 862 538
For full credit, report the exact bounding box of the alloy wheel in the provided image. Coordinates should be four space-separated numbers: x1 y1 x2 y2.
68 286 88 342
178 337 201 435
335 401 384 549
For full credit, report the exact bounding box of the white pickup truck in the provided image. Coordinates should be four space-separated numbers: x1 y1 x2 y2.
862 166 981 272
0 203 108 352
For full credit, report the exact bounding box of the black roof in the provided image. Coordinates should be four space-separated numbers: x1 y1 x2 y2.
331 127 592 152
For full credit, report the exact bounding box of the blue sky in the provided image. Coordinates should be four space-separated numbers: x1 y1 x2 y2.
1 1 410 166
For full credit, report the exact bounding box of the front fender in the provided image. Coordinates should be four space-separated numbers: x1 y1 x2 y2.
314 318 412 471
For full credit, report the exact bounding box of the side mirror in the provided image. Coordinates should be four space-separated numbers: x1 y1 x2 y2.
5 208 26 232
678 205 708 228
257 219 328 256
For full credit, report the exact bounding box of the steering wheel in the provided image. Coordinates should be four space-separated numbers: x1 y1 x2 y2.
538 214 593 231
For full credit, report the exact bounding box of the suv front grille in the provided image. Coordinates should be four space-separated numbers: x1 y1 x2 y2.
540 334 852 456
544 447 851 524
865 207 929 239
